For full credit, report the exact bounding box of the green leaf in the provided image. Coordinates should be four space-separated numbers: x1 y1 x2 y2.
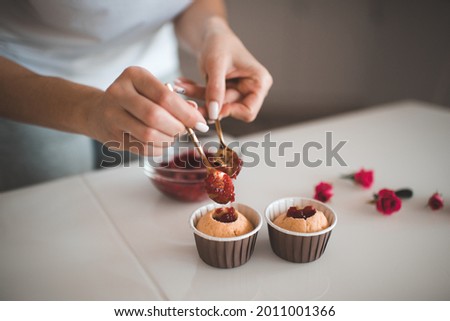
395 188 413 199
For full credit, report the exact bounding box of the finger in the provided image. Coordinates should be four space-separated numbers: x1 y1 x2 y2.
220 71 272 121
121 67 209 132
211 88 242 120
221 91 265 123
115 110 175 147
186 100 198 109
153 84 209 132
174 81 206 100
179 86 240 121
172 78 240 103
185 99 209 119
204 59 227 120
116 91 186 137
174 77 198 85
223 88 242 106
197 106 207 118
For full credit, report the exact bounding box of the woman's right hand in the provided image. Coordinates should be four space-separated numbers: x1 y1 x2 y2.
87 66 209 156
0 57 206 157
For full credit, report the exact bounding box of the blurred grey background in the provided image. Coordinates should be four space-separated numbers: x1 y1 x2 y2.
180 0 450 136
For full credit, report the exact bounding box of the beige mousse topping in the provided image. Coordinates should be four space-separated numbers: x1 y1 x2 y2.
273 206 329 233
196 207 254 237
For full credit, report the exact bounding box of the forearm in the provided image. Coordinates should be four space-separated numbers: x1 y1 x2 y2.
174 0 228 55
0 56 101 136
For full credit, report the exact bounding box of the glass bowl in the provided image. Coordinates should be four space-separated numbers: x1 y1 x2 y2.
145 148 209 202
144 131 238 202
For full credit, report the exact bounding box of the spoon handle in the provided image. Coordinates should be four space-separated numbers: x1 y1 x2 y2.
185 127 212 168
165 83 212 168
214 119 227 147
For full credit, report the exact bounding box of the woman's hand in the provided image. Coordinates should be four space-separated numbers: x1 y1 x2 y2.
0 57 209 157
175 18 272 122
87 66 209 156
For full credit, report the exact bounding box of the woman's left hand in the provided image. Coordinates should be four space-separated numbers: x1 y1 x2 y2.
175 18 272 122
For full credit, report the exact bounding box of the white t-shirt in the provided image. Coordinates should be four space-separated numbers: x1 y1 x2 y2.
0 0 192 89
0 0 193 191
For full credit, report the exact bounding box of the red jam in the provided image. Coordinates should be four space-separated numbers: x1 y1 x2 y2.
152 150 211 202
286 206 317 219
213 207 237 223
152 149 239 203
204 170 235 204
209 151 243 179
228 154 243 179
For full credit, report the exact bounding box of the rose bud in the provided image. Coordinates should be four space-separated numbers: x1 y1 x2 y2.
354 169 374 189
342 168 374 189
374 189 402 215
428 192 444 210
314 182 333 203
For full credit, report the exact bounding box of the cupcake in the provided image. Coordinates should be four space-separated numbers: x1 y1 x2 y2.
196 207 254 237
190 203 262 268
265 197 337 263
272 205 329 233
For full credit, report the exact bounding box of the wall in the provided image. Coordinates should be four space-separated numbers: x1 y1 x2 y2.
180 0 450 123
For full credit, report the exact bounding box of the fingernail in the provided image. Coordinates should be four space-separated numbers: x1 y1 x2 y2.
186 100 198 109
195 122 209 133
174 78 183 85
173 85 185 94
165 83 174 91
208 101 219 120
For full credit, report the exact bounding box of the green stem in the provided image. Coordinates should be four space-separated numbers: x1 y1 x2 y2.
341 173 355 180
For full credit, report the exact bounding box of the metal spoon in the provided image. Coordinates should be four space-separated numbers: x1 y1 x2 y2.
211 119 243 179
165 84 235 204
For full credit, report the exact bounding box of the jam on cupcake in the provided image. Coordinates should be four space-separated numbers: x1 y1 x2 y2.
196 207 254 237
273 205 329 233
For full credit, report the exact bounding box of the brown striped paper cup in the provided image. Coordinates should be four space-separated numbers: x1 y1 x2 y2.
190 203 262 268
265 197 337 263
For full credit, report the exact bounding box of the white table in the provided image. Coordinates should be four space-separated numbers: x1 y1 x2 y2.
1 100 449 300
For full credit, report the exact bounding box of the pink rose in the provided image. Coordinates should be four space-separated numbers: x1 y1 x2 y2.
428 192 444 210
314 182 333 203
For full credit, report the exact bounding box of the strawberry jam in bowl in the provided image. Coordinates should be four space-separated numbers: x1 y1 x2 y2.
145 148 210 202
144 133 241 203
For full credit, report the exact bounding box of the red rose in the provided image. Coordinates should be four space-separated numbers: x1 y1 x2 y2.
428 192 443 210
342 168 374 189
314 182 333 203
375 189 402 215
353 169 374 189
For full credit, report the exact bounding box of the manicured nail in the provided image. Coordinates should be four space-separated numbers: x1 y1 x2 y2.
208 101 219 120
173 85 185 94
174 78 183 85
165 83 174 91
195 122 209 133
